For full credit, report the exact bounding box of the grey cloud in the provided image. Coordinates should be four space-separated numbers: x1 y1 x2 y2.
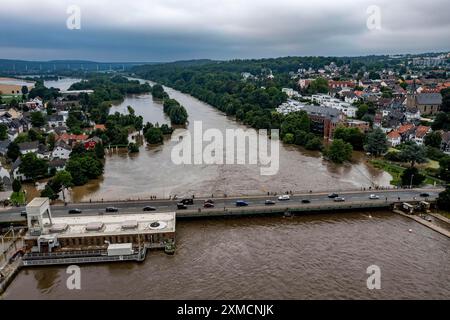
0 0 448 61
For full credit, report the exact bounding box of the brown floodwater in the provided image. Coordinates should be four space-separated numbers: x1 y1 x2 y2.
6 78 447 300
35 78 392 202
3 212 449 299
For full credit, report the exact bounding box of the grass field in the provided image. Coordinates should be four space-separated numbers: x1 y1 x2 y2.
10 191 26 206
371 158 444 186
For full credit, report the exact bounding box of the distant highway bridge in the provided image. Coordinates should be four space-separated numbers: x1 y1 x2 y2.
0 188 442 223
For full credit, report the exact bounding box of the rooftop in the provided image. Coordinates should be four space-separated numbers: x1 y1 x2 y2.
26 212 176 239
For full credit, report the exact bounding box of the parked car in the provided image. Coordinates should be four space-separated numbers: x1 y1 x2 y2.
278 195 290 201
180 198 194 205
369 194 380 200
420 193 430 198
334 197 345 202
265 200 276 205
328 193 339 198
143 206 156 211
20 211 27 217
203 202 215 208
105 207 119 212
301 199 311 204
177 203 188 210
68 209 82 214
236 200 249 207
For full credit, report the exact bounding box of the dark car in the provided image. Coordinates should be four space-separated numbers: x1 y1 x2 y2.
420 193 430 198
301 199 311 204
68 209 82 214
20 211 27 217
203 202 215 208
204 199 215 204
180 198 194 205
265 200 276 205
105 207 119 212
328 193 339 198
143 206 156 211
177 203 188 210
236 200 249 207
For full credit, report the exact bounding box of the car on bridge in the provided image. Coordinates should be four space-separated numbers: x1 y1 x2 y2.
265 200 276 205
328 193 339 198
278 195 290 201
236 200 249 207
20 211 27 217
180 198 194 205
143 206 156 211
369 194 380 200
68 209 82 214
204 202 215 208
105 207 119 212
301 199 311 204
334 197 345 202
177 203 188 210
420 193 430 198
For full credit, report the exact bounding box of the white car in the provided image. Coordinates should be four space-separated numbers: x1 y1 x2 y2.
278 195 290 201
369 194 380 200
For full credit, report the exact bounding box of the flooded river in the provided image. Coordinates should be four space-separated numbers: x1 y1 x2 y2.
3 212 449 299
39 78 392 202
4 78 447 300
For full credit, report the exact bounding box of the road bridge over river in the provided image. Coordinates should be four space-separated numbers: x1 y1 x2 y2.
0 188 442 223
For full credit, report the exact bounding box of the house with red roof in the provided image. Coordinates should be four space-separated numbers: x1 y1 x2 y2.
412 125 431 145
387 130 401 147
56 133 89 147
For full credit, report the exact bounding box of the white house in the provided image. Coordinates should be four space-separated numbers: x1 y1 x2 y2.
18 141 39 155
51 141 72 159
387 131 401 147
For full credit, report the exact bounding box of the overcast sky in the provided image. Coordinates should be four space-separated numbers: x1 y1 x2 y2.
1 0 449 62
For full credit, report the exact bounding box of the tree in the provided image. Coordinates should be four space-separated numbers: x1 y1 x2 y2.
364 128 388 156
399 143 427 167
19 153 48 181
307 78 329 94
0 124 7 140
424 131 442 148
401 167 425 187
128 142 140 153
439 156 450 182
30 111 46 128
7 142 20 161
53 170 73 202
163 99 188 125
440 88 450 113
144 127 164 144
21 85 29 95
431 113 450 131
151 84 168 99
333 127 365 150
305 137 323 151
326 139 353 163
356 104 369 119
282 133 294 144
47 133 56 151
12 179 22 192
437 187 450 212
9 98 19 108
66 154 104 186
94 142 105 159
41 185 58 200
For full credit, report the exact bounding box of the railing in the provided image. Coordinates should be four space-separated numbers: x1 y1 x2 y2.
22 253 142 266
61 186 442 205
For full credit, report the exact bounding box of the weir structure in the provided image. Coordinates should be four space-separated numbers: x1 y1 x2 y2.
21 197 176 266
